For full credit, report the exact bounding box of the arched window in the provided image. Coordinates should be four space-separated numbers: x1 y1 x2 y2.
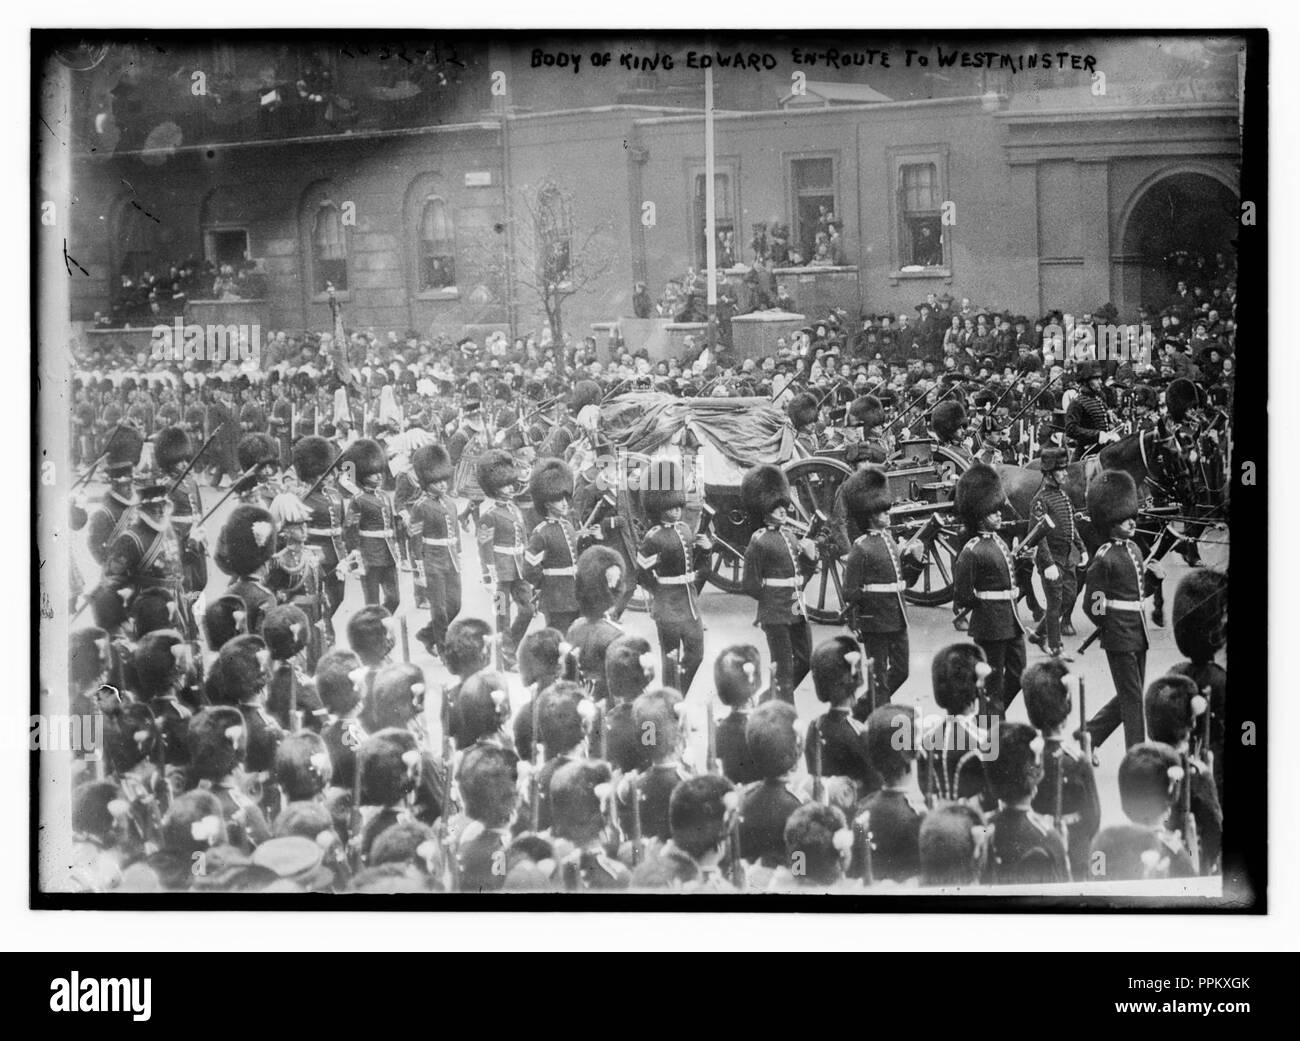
114 198 156 281
418 196 456 290
535 183 572 287
311 200 348 292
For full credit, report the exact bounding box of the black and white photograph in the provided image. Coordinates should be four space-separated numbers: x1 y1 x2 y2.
29 23 1265 913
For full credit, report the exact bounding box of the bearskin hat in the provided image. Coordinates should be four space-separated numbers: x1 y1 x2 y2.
606 634 655 703
130 587 179 638
568 380 602 414
275 731 334 801
458 745 519 829
642 458 687 518
237 432 280 472
930 400 967 442
1143 674 1204 747
411 444 453 488
260 603 310 661
848 393 886 429
291 435 334 483
1085 469 1139 531
160 790 228 857
1173 568 1228 663
538 680 593 753
787 392 819 430
841 466 892 524
457 672 513 746
104 424 145 477
1089 823 1173 881
667 774 733 857
132 628 188 698
714 644 762 709
203 594 248 653
932 642 990 714
88 584 130 632
811 635 865 705
1165 377 1204 422
745 700 800 778
186 706 247 782
362 663 428 732
476 449 518 499
954 463 1005 531
985 721 1043 802
1021 657 1073 732
740 464 792 524
529 457 574 508
215 504 277 577
575 546 624 619
918 802 985 886
357 728 422 807
208 635 271 706
102 701 160 772
343 438 388 484
153 426 193 472
69 627 112 691
550 759 614 841
515 627 563 691
314 647 363 717
1131 384 1159 409
1118 741 1182 826
348 605 394 665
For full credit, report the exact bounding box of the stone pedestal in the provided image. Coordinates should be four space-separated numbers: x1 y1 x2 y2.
730 311 807 362
773 265 860 319
591 319 709 363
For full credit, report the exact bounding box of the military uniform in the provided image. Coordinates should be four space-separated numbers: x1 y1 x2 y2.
987 806 1070 884
851 787 923 883
738 776 804 867
715 709 762 785
1083 537 1149 749
918 714 994 809
619 762 691 844
524 517 582 635
345 488 401 614
636 520 708 693
1031 738 1102 881
98 500 191 635
844 529 922 703
742 526 814 704
953 532 1026 714
304 483 347 641
806 708 875 790
265 547 326 666
477 496 534 657
407 486 462 655
1029 469 1086 655
269 394 293 465
1064 379 1113 461
86 488 137 567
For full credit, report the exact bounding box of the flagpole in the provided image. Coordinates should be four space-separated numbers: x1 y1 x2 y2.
704 61 717 355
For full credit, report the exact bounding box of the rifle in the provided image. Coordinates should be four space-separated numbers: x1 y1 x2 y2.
629 772 644 866
71 424 126 490
165 423 225 498
726 791 745 888
399 616 410 663
288 667 303 732
810 717 824 804
855 817 875 886
1014 513 1057 560
1075 675 1093 763
1199 689 1215 779
706 700 718 775
196 464 261 527
349 729 366 873
302 448 351 502
1002 372 1064 434
529 686 543 832
437 680 461 891
1180 751 1201 875
664 650 682 692
1051 744 1067 846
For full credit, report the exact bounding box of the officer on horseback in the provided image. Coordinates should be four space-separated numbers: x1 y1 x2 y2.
1065 361 1119 461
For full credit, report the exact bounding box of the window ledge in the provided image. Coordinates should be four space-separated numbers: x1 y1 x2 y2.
417 287 461 301
312 290 352 303
889 267 952 282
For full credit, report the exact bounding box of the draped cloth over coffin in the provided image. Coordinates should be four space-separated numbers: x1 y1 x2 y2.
601 393 795 473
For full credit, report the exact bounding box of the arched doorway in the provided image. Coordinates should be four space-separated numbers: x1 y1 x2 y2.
1115 170 1238 316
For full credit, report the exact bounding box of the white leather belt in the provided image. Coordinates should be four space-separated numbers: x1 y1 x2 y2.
307 527 342 537
864 581 905 593
495 547 523 556
1107 599 1144 612
361 529 394 538
422 537 457 547
170 515 196 524
975 589 1015 601
763 577 800 588
543 566 576 577
656 574 693 585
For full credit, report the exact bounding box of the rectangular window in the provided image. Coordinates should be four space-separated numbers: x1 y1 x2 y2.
312 204 348 292
891 151 950 272
790 156 837 265
692 171 734 271
204 229 249 269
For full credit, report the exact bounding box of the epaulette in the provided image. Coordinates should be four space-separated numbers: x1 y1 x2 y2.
1027 811 1052 837
1095 542 1112 558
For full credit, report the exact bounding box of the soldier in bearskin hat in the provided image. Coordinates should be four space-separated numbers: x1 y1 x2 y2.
235 431 282 508
207 634 283 820
1170 567 1228 797
740 464 817 704
266 492 327 669
292 435 347 644
736 700 804 871
455 744 520 893
630 773 738 892
476 449 534 669
636 458 710 694
1089 742 1196 880
841 466 923 704
713 644 763 786
510 627 565 761
567 546 627 706
787 391 822 456
1081 469 1149 750
929 399 969 458
99 700 169 861
1022 658 1100 881
153 425 207 609
131 628 197 786
917 643 995 809
215 503 279 636
79 424 144 568
261 603 326 732
805 635 875 792
952 464 1026 715
404 443 462 657
984 722 1070 884
1144 674 1221 873
550 760 631 891
851 703 924 883
523 457 584 636
343 438 402 614
184 705 272 850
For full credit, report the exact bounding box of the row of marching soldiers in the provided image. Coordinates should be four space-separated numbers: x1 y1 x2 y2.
65 447 1224 896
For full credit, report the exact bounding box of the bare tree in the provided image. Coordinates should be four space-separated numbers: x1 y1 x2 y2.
474 180 618 372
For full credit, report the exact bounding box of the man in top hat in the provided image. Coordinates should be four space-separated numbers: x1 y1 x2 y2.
343 438 402 614
635 458 711 695
1065 361 1119 461
1081 470 1149 750
292 435 347 644
841 466 924 705
952 464 1026 716
1027 445 1088 659
153 425 207 618
523 457 584 637
404 444 462 658
476 449 535 670
740 465 818 704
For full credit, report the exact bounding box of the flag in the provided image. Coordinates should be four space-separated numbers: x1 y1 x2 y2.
328 287 360 395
